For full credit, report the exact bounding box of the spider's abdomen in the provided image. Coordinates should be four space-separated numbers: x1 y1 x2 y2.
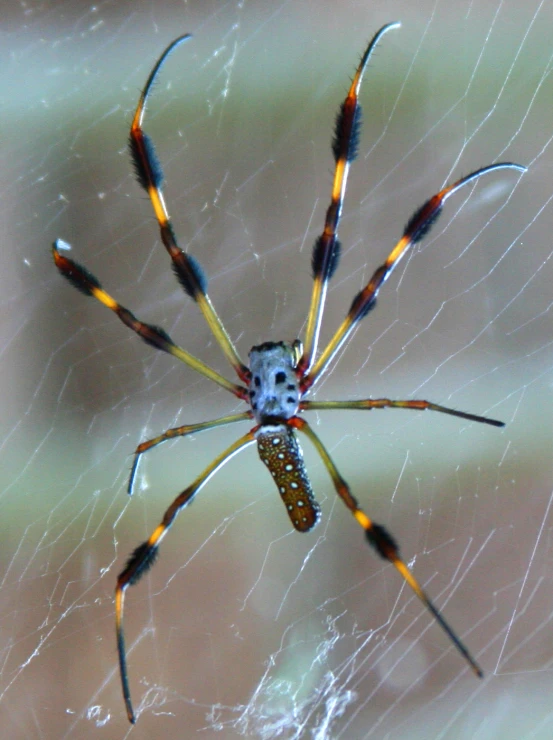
256 425 321 533
248 341 301 424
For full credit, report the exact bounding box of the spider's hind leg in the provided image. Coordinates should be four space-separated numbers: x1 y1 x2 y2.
293 415 483 678
115 429 256 723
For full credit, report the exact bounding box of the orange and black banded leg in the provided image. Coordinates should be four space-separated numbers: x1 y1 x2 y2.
52 242 247 399
128 36 250 384
300 22 400 375
128 411 252 494
302 398 505 427
116 429 257 723
304 162 526 392
292 415 483 678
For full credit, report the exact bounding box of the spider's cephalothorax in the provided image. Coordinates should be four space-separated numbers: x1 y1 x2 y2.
248 340 301 423
53 22 525 724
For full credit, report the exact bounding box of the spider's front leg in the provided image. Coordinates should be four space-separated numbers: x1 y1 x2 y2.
52 242 246 398
128 34 250 384
300 22 401 374
305 162 526 392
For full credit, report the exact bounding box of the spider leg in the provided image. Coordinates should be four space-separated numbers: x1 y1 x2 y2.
300 22 400 376
301 398 504 427
116 429 256 723
52 243 247 399
291 416 483 678
128 411 253 494
303 162 526 391
129 36 250 384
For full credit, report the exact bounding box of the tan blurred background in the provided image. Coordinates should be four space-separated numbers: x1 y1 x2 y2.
1 0 552 737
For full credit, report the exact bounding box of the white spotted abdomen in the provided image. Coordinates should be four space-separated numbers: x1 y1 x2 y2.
256 425 321 532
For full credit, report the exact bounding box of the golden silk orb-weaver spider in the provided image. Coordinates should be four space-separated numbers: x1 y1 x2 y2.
53 22 525 724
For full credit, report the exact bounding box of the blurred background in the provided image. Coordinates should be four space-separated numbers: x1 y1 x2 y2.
1 0 552 737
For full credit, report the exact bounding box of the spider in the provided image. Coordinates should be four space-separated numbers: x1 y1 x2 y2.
53 22 525 724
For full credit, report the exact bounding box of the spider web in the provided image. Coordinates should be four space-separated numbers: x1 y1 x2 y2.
2 0 552 737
